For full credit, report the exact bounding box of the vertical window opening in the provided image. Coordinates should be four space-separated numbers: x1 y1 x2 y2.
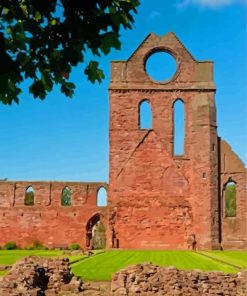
225 181 236 217
139 100 152 129
97 187 107 207
173 99 185 156
61 186 72 206
24 186 34 206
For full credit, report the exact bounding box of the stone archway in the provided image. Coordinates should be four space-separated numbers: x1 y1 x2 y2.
86 213 106 250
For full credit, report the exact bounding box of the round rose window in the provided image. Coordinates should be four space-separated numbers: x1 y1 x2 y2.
145 51 177 82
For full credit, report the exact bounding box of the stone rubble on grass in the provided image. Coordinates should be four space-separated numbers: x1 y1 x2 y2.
62 250 94 257
62 250 85 256
0 265 11 271
0 258 246 296
0 256 83 296
111 263 247 296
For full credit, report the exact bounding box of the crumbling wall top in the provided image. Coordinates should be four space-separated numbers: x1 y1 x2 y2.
220 139 246 174
110 32 215 91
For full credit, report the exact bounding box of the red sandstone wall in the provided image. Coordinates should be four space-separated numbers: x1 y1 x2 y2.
0 181 108 248
1 33 244 252
220 139 247 249
108 33 220 250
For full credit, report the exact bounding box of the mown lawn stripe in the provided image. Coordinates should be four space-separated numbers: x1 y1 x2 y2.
1 250 245 281
71 250 239 281
202 251 247 268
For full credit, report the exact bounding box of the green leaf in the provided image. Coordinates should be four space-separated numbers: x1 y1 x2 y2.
100 32 121 54
41 72 53 91
8 80 17 93
2 8 9 15
24 60 36 79
6 27 12 35
84 61 105 83
51 19 56 26
61 81 75 97
29 80 46 99
0 77 21 105
34 11 42 21
20 4 28 16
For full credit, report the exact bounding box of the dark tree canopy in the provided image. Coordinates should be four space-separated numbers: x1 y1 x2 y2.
0 0 140 105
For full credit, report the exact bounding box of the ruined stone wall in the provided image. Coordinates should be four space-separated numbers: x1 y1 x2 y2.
108 32 220 250
1 260 246 295
111 263 247 296
0 181 108 248
219 139 247 249
0 32 245 251
0 256 83 296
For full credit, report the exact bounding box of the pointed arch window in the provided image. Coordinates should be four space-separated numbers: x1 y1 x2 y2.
224 180 237 217
97 187 107 207
86 213 106 249
173 99 185 156
25 186 35 206
139 100 152 130
61 186 72 206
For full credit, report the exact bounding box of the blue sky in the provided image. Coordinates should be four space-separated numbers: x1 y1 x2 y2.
0 0 246 181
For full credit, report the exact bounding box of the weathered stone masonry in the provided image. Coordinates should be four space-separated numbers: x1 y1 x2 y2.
0 181 108 248
0 32 246 250
108 32 246 250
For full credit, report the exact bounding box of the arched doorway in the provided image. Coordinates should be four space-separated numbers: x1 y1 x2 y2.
86 213 106 250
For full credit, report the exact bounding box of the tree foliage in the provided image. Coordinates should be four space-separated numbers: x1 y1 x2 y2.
0 0 140 104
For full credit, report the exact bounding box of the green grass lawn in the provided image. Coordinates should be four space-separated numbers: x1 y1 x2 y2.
0 250 62 265
0 249 90 267
71 250 242 281
201 251 247 268
0 249 103 275
0 250 246 281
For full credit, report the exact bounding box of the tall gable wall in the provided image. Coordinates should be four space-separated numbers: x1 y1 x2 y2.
108 33 220 249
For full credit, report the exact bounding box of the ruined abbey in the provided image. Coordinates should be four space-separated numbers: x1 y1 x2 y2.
0 33 246 250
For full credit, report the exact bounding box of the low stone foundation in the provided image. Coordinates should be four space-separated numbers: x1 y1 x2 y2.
0 256 83 296
111 263 247 296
